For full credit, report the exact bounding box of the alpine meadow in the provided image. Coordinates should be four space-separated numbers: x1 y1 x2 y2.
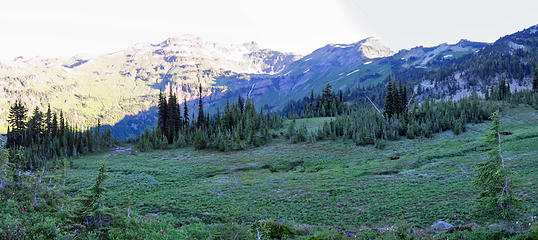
1 1 537 239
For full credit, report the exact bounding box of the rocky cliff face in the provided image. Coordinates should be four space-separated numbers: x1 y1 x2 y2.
1 24 536 139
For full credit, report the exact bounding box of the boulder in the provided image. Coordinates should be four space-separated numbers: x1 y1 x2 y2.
431 220 453 231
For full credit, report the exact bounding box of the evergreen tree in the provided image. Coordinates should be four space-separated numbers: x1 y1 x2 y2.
59 111 65 137
71 161 111 231
392 79 400 115
183 97 189 127
399 80 407 113
197 83 204 128
7 101 27 147
27 107 44 143
237 94 244 113
473 112 519 219
157 90 168 133
166 87 179 142
51 113 58 139
384 76 394 118
45 104 52 138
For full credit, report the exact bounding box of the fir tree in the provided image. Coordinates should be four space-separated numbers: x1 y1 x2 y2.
7 101 27 146
51 113 58 139
237 94 244 113
384 76 394 118
157 90 168 133
473 112 519 219
166 87 179 142
392 79 400 115
45 104 52 138
197 83 205 128
183 97 189 127
71 161 111 231
59 111 65 137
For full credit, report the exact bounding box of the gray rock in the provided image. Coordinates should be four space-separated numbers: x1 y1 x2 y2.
432 220 453 231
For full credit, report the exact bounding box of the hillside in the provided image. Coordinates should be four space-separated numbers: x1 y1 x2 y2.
1 25 536 139
0 36 299 138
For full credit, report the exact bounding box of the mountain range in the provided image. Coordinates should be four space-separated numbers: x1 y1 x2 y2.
1 24 536 139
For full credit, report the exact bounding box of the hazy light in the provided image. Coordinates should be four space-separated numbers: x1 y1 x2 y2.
0 0 536 59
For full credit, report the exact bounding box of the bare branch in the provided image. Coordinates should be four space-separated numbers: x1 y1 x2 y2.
364 94 384 118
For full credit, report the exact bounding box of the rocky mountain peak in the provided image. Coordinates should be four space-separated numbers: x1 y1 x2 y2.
357 37 394 59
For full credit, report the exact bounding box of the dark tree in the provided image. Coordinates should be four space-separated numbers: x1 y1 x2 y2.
7 101 27 146
384 76 394 118
197 83 204 128
183 97 189 127
157 90 168 133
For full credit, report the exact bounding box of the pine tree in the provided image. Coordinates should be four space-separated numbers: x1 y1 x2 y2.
237 94 244 113
399 80 407 113
384 76 394 118
51 113 58 139
166 87 179 142
45 104 52 138
392 79 400 115
183 97 189 127
28 107 44 144
157 90 168 133
71 161 111 230
7 101 27 146
197 83 204 128
59 111 65 138
473 112 519 218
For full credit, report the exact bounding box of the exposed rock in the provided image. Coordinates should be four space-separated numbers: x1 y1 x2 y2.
431 220 453 231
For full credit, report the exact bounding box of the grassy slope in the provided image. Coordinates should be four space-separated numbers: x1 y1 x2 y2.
67 105 537 231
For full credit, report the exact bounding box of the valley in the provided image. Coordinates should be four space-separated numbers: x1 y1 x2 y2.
63 105 537 238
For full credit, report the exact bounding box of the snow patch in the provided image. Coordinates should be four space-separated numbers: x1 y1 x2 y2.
443 54 453 59
508 41 525 50
333 44 352 49
303 68 310 74
303 57 312 62
364 61 372 65
346 69 360 76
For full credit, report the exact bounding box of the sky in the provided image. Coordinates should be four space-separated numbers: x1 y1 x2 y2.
0 0 537 59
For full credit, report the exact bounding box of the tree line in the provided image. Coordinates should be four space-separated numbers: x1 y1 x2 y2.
137 84 283 152
5 101 116 170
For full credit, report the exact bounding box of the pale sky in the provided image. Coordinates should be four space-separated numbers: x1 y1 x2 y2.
0 0 537 59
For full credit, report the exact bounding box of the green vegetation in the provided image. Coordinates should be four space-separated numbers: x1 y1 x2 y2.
137 86 283 152
5 101 117 170
473 112 520 219
2 104 535 238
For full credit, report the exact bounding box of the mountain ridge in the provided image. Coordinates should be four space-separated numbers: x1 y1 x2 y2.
1 24 536 139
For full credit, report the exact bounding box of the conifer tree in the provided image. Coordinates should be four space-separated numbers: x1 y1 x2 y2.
157 90 168 133
59 111 65 137
7 101 27 146
197 83 204 128
71 161 111 230
392 79 400 115
473 112 519 219
237 94 244 113
45 104 52 138
384 76 394 118
183 97 189 127
51 113 58 138
166 87 179 142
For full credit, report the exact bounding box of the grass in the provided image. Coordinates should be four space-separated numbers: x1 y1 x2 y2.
66 105 538 233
